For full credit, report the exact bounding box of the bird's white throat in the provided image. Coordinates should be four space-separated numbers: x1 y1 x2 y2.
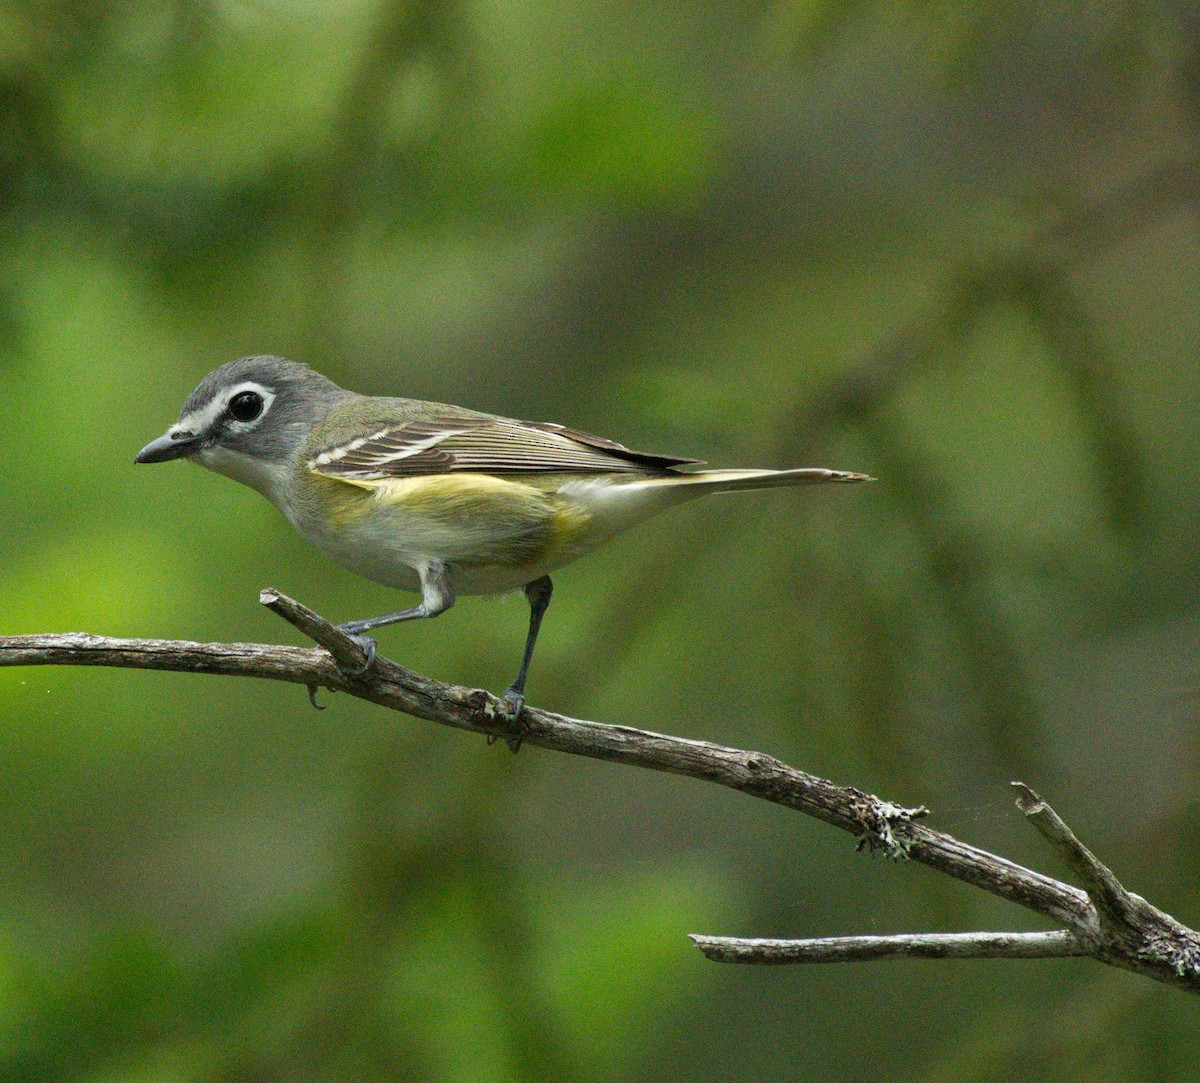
195 444 291 508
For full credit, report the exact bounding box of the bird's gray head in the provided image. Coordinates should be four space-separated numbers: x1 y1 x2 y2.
136 355 351 499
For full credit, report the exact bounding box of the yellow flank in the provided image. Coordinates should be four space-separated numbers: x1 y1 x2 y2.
312 469 594 568
306 471 377 528
544 497 592 556
367 472 547 518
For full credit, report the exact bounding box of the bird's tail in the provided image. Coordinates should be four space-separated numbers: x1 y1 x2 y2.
664 467 873 494
562 466 871 550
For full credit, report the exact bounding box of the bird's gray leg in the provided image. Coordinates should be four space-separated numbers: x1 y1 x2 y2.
497 575 553 748
336 563 454 675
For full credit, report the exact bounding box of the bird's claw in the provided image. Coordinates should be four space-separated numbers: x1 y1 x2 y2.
488 687 526 753
334 629 377 677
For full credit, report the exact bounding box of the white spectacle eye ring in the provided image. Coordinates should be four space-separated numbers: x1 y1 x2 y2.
174 380 277 440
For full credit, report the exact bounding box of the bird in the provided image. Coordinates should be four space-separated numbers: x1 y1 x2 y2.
136 355 869 728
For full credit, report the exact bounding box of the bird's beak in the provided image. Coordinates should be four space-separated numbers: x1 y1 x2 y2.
135 429 201 464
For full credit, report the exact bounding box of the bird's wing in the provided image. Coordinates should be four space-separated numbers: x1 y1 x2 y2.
307 414 702 481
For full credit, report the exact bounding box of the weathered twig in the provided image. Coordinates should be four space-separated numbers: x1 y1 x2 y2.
1013 782 1140 930
259 588 372 673
1 591 1197 992
692 787 1200 986
690 930 1085 965
1014 783 1200 979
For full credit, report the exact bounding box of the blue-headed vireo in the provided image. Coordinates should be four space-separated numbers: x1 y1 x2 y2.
136 356 869 717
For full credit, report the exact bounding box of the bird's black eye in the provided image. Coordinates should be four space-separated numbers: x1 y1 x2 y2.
228 391 264 422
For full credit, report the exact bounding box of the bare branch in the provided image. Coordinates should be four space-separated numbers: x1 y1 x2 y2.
691 930 1085 965
1 592 1198 992
259 588 372 674
1013 782 1139 929
1014 783 1200 979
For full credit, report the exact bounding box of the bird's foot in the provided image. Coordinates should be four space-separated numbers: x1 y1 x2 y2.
485 687 526 753
334 627 377 677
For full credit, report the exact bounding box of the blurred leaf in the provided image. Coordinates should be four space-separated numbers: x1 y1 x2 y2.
0 929 180 1083
0 278 21 354
188 906 342 1033
852 406 1047 779
768 0 875 61
382 877 536 1083
0 530 188 638
1011 266 1146 538
535 861 730 1082
516 81 716 208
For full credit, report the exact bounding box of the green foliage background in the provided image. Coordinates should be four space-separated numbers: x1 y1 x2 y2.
2 1 1200 1079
